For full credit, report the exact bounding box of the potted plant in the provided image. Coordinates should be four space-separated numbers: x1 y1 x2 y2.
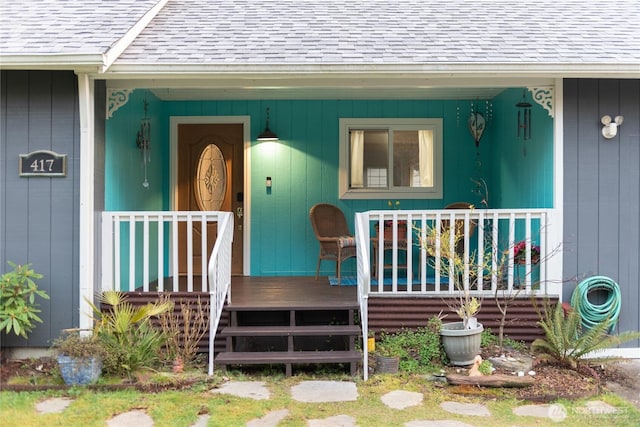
374 332 401 373
375 200 407 240
419 223 486 366
52 328 106 385
512 240 540 265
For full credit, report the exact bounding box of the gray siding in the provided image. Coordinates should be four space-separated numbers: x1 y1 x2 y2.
563 79 640 346
0 70 80 347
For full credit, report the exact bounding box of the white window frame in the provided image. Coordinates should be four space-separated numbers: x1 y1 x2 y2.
339 118 443 199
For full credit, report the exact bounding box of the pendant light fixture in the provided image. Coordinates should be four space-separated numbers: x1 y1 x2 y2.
257 107 279 141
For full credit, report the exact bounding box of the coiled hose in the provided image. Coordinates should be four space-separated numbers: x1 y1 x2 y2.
571 276 621 331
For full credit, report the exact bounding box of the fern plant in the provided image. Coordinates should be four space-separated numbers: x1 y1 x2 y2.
531 301 640 369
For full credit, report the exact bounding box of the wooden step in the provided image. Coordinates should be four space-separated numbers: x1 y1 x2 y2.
214 350 361 376
220 325 361 337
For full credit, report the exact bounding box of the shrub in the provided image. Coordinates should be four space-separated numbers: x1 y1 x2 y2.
376 317 446 373
0 262 49 338
531 301 640 369
52 329 106 359
88 291 171 377
157 294 209 367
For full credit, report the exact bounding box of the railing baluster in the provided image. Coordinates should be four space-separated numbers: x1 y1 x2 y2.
507 213 516 292
434 212 442 292
157 217 164 292
128 214 136 292
524 213 532 291
142 214 150 292
187 213 193 292
172 213 179 291
476 211 484 291
114 215 121 292
201 214 208 292
491 212 499 292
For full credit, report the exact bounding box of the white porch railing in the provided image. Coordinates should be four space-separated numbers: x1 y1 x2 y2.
100 211 234 376
355 209 561 296
354 208 561 379
101 211 233 293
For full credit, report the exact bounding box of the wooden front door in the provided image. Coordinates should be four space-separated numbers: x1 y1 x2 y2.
177 123 244 276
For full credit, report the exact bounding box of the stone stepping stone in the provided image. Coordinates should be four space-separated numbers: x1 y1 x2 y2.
35 397 74 414
513 403 567 422
381 390 423 410
189 414 210 427
210 380 270 400
107 410 154 427
440 401 491 417
246 409 290 427
405 421 475 427
291 380 358 403
308 414 357 426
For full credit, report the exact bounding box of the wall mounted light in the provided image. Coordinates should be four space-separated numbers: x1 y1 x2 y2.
136 94 151 188
601 115 623 139
257 107 279 141
516 90 532 141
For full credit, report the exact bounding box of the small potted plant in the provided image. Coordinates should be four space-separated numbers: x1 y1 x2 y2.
52 328 106 385
512 240 540 265
375 200 407 240
419 223 486 366
374 332 401 373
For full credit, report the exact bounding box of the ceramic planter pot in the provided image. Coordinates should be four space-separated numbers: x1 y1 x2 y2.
440 321 484 366
57 355 102 385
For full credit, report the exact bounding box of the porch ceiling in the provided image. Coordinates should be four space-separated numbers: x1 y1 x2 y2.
106 76 555 101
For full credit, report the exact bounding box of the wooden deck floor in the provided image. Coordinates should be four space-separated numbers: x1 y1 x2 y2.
229 276 358 309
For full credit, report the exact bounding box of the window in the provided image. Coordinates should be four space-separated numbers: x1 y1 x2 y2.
339 118 443 199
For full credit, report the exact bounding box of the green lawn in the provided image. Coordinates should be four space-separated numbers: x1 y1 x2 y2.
2 371 639 427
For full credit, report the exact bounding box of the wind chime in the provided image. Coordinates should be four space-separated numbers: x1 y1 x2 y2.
136 94 151 188
516 89 532 155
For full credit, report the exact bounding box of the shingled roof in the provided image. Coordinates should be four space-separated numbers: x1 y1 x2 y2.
1 0 639 75
116 0 640 66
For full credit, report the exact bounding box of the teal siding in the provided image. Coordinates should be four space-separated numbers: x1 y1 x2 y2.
106 96 553 277
490 88 554 209
105 90 167 211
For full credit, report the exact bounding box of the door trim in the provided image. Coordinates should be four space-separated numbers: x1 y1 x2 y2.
170 116 251 276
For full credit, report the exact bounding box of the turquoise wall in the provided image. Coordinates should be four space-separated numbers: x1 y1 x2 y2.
490 88 554 209
106 93 553 277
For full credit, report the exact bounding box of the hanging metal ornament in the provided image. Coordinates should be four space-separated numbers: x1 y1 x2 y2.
136 95 151 188
516 90 532 140
468 109 486 149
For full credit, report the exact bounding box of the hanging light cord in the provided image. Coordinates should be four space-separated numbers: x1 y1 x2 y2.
570 276 622 332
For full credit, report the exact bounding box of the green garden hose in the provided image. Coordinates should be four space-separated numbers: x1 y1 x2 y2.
571 276 621 331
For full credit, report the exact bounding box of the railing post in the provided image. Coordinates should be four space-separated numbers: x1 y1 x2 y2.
101 212 114 292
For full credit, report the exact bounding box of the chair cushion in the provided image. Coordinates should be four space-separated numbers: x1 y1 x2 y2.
338 236 356 248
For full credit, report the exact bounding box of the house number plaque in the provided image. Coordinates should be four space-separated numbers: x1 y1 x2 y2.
19 150 67 177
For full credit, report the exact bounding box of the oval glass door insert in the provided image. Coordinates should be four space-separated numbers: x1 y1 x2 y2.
195 144 227 211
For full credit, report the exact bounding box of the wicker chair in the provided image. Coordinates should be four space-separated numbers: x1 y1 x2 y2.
309 203 357 281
